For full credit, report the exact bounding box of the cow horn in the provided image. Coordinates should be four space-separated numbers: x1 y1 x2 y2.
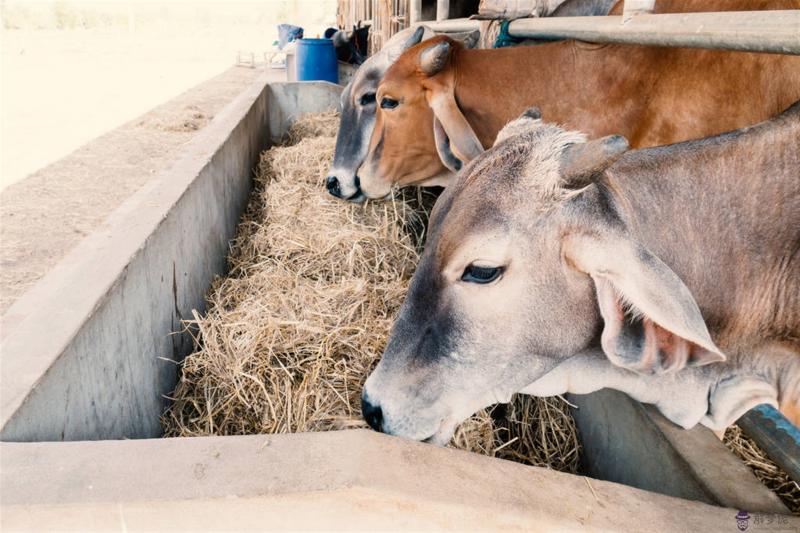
560 135 629 188
404 26 426 51
419 40 451 77
449 29 480 49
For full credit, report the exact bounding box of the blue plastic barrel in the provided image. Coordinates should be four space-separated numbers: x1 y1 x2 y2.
295 38 338 84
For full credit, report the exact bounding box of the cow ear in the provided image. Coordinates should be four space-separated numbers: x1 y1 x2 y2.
564 233 726 374
332 30 349 48
420 40 451 77
433 116 463 172
428 92 484 162
560 135 628 189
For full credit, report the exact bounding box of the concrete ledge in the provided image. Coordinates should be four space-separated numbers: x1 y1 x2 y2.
0 79 342 442
571 389 787 514
4 430 796 531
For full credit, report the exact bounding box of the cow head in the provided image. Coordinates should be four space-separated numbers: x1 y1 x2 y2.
356 36 484 200
362 110 725 444
327 29 480 202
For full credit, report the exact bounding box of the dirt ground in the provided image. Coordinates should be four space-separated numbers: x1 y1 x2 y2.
0 66 262 315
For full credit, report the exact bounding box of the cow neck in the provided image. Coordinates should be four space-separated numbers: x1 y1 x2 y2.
453 41 657 150
596 113 800 356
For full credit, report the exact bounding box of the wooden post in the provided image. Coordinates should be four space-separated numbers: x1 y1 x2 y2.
437 0 450 21
623 0 655 21
410 0 423 24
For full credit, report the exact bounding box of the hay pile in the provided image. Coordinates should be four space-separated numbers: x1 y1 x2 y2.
724 425 800 515
162 111 580 473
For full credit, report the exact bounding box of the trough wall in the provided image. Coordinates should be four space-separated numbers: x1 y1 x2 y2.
0 79 343 442
4 430 797 532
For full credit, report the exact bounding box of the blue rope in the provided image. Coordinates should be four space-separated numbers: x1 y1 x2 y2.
494 20 523 48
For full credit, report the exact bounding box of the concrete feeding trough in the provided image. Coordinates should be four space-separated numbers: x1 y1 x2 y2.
1 76 795 530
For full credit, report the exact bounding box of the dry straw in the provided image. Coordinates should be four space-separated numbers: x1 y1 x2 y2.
162 111 580 473
724 425 800 515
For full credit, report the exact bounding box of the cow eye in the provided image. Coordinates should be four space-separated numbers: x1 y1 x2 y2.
461 265 503 284
380 97 399 109
359 92 376 106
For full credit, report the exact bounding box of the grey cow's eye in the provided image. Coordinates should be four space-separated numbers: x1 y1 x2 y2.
359 92 376 106
380 97 399 109
461 265 503 284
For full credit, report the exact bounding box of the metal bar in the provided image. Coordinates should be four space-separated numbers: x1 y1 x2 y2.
437 0 450 21
417 18 479 32
424 11 800 54
737 404 800 484
509 10 800 54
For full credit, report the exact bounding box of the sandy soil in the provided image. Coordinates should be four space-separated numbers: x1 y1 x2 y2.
0 66 262 314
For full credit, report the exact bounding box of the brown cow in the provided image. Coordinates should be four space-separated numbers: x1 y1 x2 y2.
355 0 800 200
361 102 800 444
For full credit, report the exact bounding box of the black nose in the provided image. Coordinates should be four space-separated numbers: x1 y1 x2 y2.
362 394 383 432
326 175 342 198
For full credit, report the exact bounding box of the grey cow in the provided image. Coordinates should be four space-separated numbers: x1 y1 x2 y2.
362 102 800 444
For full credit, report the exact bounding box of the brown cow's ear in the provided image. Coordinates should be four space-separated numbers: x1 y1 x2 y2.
433 117 463 173
560 135 628 189
420 40 452 77
564 233 726 375
429 92 484 162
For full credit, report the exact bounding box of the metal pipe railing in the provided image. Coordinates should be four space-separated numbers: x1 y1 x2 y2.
423 10 800 54
737 404 800 484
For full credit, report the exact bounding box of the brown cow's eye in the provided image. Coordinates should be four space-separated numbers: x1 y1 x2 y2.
461 265 503 284
359 92 376 106
380 97 399 109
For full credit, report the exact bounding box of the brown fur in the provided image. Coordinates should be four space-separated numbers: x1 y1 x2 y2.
359 0 800 198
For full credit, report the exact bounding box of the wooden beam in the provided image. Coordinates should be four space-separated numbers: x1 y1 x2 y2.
425 11 800 54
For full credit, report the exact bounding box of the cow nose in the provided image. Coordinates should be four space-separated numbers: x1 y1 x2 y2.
361 394 384 433
325 175 342 198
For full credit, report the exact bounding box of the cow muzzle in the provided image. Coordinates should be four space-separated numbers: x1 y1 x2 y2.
325 173 365 202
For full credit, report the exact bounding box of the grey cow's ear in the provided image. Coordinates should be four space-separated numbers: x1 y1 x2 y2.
564 233 726 375
332 30 349 48
560 135 629 189
420 40 452 77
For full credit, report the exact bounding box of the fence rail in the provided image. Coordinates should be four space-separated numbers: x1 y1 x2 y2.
423 10 800 55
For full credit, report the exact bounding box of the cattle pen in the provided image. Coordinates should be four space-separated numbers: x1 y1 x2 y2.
2 1 800 530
